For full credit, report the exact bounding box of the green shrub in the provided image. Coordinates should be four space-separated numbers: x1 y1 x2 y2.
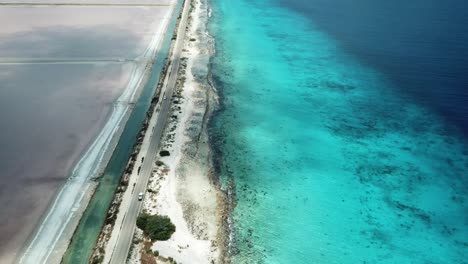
159 150 170 157
136 213 176 241
91 256 104 264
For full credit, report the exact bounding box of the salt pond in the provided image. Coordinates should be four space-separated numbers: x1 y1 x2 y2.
0 1 176 263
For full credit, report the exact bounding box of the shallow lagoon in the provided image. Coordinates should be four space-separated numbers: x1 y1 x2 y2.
0 63 132 260
0 5 172 59
0 1 175 262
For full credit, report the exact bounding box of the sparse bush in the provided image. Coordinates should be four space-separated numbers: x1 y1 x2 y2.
91 255 104 264
159 150 170 157
136 213 176 241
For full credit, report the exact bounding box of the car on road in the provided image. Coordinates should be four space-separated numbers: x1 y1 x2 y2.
164 96 167 100
138 192 144 201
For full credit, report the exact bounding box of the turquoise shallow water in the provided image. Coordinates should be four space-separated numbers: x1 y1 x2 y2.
209 0 468 263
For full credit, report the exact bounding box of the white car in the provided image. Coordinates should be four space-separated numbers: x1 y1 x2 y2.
164 96 167 100
138 192 144 201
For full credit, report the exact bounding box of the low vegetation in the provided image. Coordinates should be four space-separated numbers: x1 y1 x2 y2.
159 150 170 157
136 213 176 241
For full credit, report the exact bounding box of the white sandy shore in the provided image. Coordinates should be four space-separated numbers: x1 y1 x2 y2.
106 1 225 263
140 0 224 263
18 6 175 264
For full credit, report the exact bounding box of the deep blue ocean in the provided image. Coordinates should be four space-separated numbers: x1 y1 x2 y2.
209 0 468 263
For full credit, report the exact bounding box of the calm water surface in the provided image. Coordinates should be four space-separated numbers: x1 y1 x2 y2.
0 4 171 262
209 0 468 263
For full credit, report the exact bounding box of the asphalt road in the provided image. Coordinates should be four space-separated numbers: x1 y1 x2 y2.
109 0 190 263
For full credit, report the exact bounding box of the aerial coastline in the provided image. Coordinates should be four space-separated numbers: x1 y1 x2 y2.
3 0 466 263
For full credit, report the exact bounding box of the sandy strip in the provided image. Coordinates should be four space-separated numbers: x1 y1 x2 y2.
133 0 226 262
106 0 226 263
18 7 174 264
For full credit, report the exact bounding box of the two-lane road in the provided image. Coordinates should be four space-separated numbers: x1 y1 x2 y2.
109 0 191 263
